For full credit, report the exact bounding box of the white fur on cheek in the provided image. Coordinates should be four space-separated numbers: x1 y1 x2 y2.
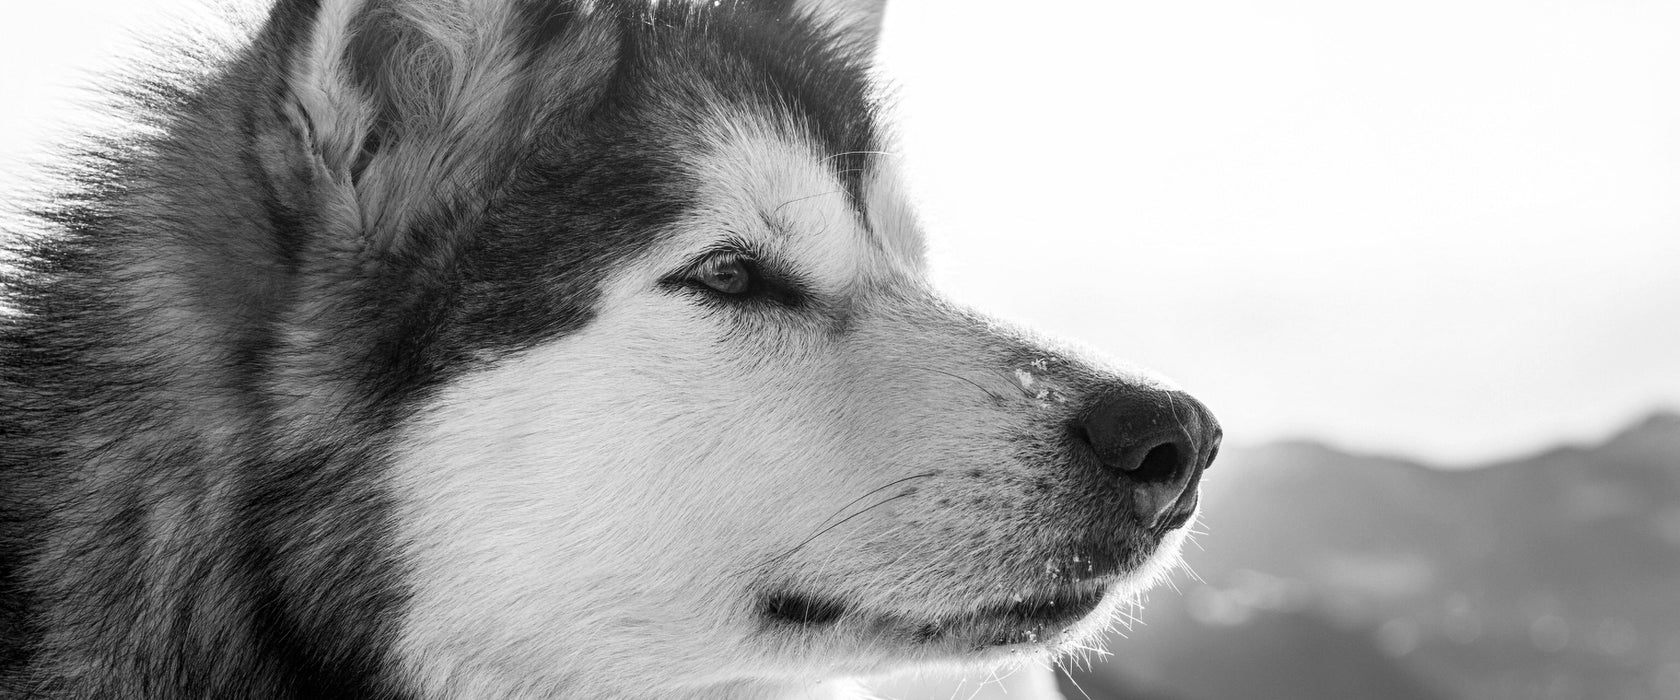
388 277 883 698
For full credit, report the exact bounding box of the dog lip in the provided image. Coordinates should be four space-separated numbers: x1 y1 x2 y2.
895 583 1113 649
758 583 1108 648
951 585 1108 648
760 591 848 627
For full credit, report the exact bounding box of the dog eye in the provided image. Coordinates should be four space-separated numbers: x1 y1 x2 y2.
694 255 752 295
664 248 807 308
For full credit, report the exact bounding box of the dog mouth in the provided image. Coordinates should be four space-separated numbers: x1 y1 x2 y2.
760 583 1109 649
755 531 1182 651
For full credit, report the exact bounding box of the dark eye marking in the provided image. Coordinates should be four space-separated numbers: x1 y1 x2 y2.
661 246 808 308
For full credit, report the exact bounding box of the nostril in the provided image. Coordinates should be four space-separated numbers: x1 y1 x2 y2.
1132 442 1183 483
1069 421 1093 451
1074 387 1217 480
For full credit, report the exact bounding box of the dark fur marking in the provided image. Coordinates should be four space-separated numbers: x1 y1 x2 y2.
240 448 411 700
514 0 583 57
761 591 849 627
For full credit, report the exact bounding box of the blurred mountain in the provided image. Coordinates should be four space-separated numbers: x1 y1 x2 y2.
1062 410 1680 700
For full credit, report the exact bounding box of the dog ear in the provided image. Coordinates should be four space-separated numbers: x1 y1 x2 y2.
279 0 603 256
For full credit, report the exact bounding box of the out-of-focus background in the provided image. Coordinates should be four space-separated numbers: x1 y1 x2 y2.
4 1 1678 698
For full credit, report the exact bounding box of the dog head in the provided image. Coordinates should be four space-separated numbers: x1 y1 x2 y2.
263 0 1220 695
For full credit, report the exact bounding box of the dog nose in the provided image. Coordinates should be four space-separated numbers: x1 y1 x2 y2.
1073 387 1221 528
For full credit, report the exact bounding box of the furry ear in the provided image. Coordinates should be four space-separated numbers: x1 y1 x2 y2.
281 0 601 253
784 0 888 53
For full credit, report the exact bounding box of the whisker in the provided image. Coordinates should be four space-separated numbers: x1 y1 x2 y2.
1113 606 1143 629
1180 561 1206 584
808 472 937 536
1057 659 1095 700
910 365 1010 403
1063 641 1109 657
742 491 920 577
995 369 1037 399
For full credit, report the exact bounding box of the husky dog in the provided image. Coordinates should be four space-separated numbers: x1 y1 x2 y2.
0 0 1220 698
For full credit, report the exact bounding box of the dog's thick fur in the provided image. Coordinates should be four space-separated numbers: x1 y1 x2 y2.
0 1 1219 698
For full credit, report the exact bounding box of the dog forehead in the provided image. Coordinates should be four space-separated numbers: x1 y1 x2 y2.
667 108 923 281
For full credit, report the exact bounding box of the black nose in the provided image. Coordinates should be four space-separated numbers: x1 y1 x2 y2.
1073 386 1221 528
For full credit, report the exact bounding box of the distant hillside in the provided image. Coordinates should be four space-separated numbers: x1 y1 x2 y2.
1062 411 1680 700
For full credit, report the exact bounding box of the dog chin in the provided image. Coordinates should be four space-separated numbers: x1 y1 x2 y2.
761 526 1194 664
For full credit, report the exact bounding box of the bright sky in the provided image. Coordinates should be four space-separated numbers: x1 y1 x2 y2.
3 1 1678 466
